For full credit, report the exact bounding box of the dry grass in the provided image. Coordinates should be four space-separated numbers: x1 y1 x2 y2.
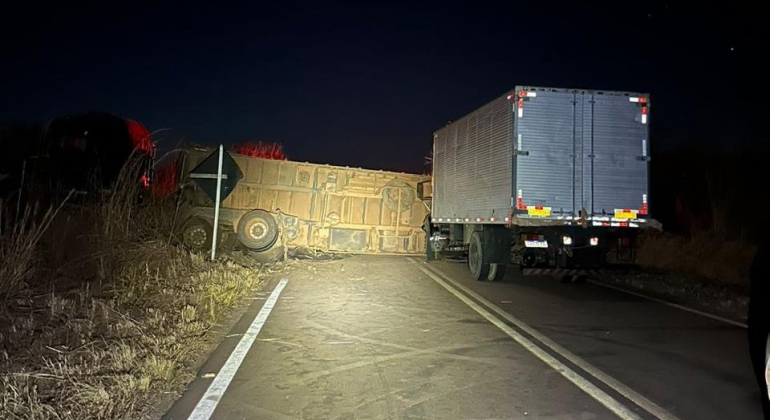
0 192 72 296
0 156 268 419
636 230 757 285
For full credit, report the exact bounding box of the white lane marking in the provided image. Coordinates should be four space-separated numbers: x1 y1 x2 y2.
408 260 641 420
587 279 747 329
188 279 288 420
410 259 682 420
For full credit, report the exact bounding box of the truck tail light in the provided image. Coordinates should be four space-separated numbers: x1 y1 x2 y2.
516 189 526 210
640 194 648 215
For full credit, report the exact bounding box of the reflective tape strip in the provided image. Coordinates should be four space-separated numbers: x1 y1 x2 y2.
523 268 595 276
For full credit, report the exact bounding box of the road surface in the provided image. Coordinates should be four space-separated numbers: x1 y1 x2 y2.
164 255 763 420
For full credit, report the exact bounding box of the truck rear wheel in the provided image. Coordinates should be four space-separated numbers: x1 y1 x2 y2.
469 228 511 282
182 217 212 252
488 263 507 282
424 216 436 261
247 243 283 263
237 210 279 252
469 231 490 281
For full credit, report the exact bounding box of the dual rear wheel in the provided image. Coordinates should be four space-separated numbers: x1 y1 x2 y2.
181 210 281 261
468 228 509 282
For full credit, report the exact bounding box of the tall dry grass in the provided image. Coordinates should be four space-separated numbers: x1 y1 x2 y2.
0 154 270 419
0 192 73 296
636 230 756 285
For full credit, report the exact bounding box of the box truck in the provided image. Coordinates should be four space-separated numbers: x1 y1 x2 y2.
422 86 657 281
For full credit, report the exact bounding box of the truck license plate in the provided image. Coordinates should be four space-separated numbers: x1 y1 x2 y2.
614 210 638 220
524 240 548 248
527 207 552 217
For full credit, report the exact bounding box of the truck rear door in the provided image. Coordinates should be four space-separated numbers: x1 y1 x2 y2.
513 90 577 218
586 93 649 220
513 88 650 222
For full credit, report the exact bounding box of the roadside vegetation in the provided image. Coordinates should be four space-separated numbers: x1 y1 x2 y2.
635 231 755 286
633 148 761 287
0 157 267 419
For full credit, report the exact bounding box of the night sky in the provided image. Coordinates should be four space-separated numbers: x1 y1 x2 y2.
1 2 763 173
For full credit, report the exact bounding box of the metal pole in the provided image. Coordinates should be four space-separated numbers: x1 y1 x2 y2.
211 145 224 260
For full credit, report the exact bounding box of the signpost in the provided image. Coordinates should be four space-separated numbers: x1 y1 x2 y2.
189 145 243 260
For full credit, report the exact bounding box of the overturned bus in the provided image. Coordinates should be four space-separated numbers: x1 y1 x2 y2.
177 144 430 261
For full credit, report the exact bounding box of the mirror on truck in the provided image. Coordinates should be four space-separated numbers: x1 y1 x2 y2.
417 179 432 200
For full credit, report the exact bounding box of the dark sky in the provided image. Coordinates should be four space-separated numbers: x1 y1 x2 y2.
1 2 764 173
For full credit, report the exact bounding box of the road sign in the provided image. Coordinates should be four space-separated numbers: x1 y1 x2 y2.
189 145 243 260
189 147 243 203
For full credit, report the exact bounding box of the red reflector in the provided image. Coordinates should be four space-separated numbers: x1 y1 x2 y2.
535 206 543 210
641 106 648 115
639 97 647 104
519 91 527 98
518 99 523 109
640 203 648 215
517 198 526 210
623 209 630 213
620 222 629 227
602 222 610 227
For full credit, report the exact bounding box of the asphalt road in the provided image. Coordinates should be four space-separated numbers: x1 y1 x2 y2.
164 255 764 420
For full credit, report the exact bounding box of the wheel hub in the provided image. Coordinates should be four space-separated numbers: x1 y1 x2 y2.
185 226 207 247
249 222 268 240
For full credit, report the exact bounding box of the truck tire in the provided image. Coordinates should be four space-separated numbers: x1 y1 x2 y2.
486 226 510 282
469 231 490 281
181 217 212 252
572 275 588 284
237 210 279 252
424 216 436 261
488 263 507 282
247 242 283 263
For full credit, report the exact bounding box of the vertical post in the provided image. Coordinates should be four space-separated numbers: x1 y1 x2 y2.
211 145 224 261
16 160 26 217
